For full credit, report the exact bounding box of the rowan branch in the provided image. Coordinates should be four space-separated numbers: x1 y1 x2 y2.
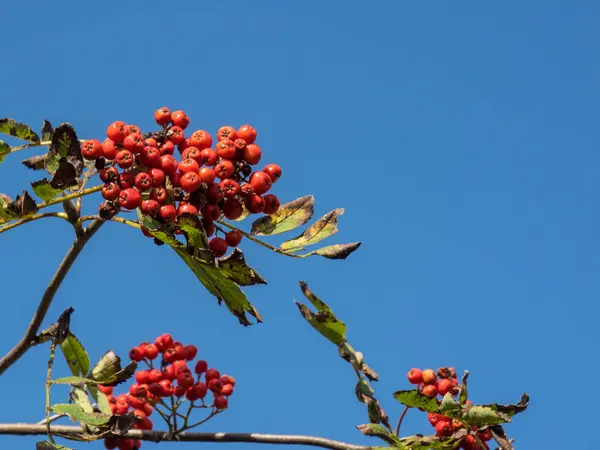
0 219 104 376
0 424 372 450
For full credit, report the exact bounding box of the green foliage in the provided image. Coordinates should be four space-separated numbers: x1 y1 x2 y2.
0 141 9 164
298 242 361 259
399 430 468 449
44 123 82 177
31 179 64 201
0 190 38 223
59 332 90 376
356 424 404 446
280 208 344 250
295 281 346 345
217 249 267 286
51 403 110 426
36 441 73 450
393 389 440 412
0 118 40 143
251 195 314 235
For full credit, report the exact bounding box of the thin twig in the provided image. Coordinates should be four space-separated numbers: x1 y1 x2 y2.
78 215 141 229
395 406 409 436
36 414 65 425
45 342 57 443
216 220 304 258
8 141 52 153
178 409 221 433
0 220 104 376
0 425 372 450
0 212 69 235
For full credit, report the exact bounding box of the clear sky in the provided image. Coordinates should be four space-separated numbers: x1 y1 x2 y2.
1 1 599 449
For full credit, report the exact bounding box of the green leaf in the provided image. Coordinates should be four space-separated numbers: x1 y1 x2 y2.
137 210 181 246
36 441 73 450
45 123 82 175
31 179 64 202
49 158 81 190
217 248 267 286
0 118 40 143
462 405 511 426
174 248 262 326
356 423 404 447
51 376 98 385
0 194 17 224
280 208 344 251
41 120 54 142
251 195 314 235
22 154 47 170
439 393 461 414
73 387 94 414
0 190 39 224
176 213 211 260
301 242 362 260
295 281 346 345
0 141 10 164
51 403 110 426
393 389 439 412
459 371 469 405
60 332 90 376
89 385 112 416
480 393 530 418
87 351 137 387
399 430 467 450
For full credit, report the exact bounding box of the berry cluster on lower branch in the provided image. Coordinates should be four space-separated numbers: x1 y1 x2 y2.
101 333 234 450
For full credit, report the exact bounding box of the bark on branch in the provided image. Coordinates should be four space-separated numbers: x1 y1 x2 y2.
0 220 104 376
0 424 372 450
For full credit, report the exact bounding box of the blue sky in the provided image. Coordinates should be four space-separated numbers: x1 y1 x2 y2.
1 1 599 449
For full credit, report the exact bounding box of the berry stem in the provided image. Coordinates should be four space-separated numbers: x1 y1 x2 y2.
394 406 409 436
75 163 98 214
176 408 221 434
0 219 104 376
44 342 57 443
0 212 69 235
216 220 305 259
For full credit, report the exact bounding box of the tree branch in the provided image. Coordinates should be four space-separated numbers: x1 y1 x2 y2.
0 220 104 376
0 424 372 450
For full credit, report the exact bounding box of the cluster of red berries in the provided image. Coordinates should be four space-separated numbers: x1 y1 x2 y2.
82 107 283 257
101 333 235 450
407 367 492 450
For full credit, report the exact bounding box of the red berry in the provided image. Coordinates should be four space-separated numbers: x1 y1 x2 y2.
156 333 174 351
242 144 262 165
171 110 190 129
176 203 198 216
135 370 149 385
194 360 208 374
250 171 272 195
262 194 280 214
206 184 223 204
129 347 145 362
150 187 168 204
127 124 141 135
217 126 237 141
129 384 147 398
202 203 221 222
178 158 200 174
205 368 220 381
100 167 118 183
233 138 247 155
245 194 265 214
407 368 423 385
123 133 145 154
185 387 198 401
428 412 450 427
158 379 175 396
240 183 254 197
203 219 215 237
119 188 142 210
237 124 257 144
198 167 216 184
189 130 212 149
134 172 153 192
193 382 208 399
225 230 243 247
422 384 438 398
214 160 235 179
160 155 178 175
422 369 437 385
98 385 114 395
198 148 218 166
221 384 234 396
154 107 171 126
185 345 198 360
118 172 135 189
220 375 236 387
437 378 452 397
461 435 478 450
160 140 175 156
118 439 135 450
106 121 128 143
82 139 103 160
182 146 202 162
209 237 228 257
220 179 240 198
141 146 161 168
115 150 134 169
102 182 121 201
102 139 119 160
177 370 195 389
208 378 223 393
160 204 177 223
216 139 236 160
477 430 492 442
214 395 228 409
145 138 158 147
168 126 185 145
148 369 163 384
180 172 201 193
223 199 243 220
263 164 282 183
145 344 159 360
435 420 452 437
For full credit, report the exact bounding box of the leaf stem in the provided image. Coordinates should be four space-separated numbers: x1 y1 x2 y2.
9 140 52 153
0 212 69 235
394 406 409 436
216 220 305 258
78 215 141 229
0 220 104 376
